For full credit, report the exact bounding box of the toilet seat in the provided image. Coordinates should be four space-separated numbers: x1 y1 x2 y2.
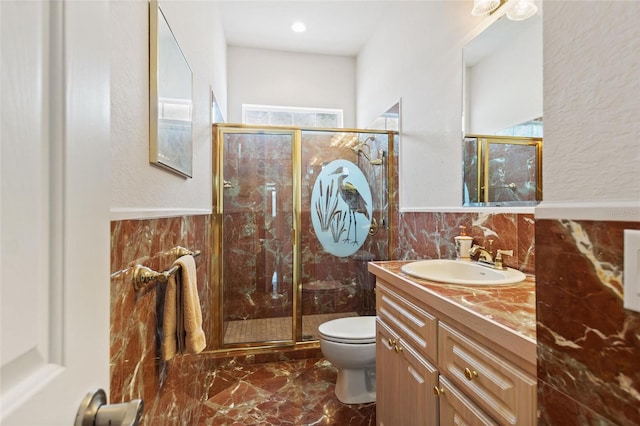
318 316 376 344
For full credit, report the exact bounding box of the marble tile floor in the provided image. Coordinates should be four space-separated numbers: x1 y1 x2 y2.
197 357 376 425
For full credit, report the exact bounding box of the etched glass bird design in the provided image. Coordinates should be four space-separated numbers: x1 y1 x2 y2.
331 166 370 245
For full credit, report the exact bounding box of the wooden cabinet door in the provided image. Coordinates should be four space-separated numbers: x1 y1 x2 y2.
396 336 439 426
377 319 439 426
377 319 402 426
438 376 498 426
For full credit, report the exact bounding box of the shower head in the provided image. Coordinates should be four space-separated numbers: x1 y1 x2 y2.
351 135 376 153
354 136 384 165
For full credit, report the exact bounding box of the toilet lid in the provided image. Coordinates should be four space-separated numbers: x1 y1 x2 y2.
318 316 376 344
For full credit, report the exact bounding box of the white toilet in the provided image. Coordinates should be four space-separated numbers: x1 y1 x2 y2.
318 315 377 404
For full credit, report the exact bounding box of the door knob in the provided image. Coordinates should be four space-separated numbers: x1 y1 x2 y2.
75 388 144 426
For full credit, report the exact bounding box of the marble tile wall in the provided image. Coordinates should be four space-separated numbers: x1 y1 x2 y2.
394 211 536 274
109 205 536 424
109 215 214 421
110 214 323 424
536 219 640 425
111 208 640 424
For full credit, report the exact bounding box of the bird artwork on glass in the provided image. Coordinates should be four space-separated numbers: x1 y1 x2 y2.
311 159 373 257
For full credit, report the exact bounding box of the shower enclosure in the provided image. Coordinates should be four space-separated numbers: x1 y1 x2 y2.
212 124 394 350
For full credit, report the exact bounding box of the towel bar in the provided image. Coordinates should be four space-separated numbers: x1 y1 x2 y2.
131 247 201 291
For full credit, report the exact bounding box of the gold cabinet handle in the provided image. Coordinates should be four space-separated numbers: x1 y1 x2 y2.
394 344 403 353
433 386 445 396
464 367 478 381
388 337 396 347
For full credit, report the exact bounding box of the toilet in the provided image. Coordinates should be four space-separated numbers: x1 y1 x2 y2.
318 316 377 404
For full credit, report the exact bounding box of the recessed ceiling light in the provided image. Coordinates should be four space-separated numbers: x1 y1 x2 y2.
291 21 306 33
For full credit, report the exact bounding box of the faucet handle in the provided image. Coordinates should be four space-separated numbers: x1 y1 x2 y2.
496 249 513 258
494 249 513 269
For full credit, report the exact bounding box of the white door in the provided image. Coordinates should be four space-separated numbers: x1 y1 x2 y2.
1 1 111 424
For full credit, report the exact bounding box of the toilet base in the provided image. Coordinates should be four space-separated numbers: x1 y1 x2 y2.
334 366 376 404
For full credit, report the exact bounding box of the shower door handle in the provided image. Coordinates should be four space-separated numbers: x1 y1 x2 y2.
368 217 379 236
75 388 144 426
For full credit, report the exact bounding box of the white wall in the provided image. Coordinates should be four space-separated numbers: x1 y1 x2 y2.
356 1 481 209
110 0 227 219
543 1 640 205
226 46 356 126
467 17 542 134
108 0 639 217
358 1 639 212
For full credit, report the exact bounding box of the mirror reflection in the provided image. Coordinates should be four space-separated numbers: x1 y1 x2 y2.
462 14 542 206
463 135 542 206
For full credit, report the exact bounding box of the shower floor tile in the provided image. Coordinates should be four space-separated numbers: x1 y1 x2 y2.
224 312 358 344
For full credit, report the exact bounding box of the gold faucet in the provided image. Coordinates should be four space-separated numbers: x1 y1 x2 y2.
469 245 513 270
469 245 493 263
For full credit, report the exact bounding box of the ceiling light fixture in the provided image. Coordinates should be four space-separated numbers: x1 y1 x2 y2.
506 0 538 21
471 0 501 16
471 0 537 21
291 21 306 33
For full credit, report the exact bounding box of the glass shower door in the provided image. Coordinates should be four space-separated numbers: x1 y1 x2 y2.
217 128 298 348
300 130 391 340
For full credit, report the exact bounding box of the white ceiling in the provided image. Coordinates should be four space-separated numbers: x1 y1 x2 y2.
218 1 392 56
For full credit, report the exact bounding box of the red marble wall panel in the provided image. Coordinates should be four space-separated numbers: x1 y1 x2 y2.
110 210 535 424
110 215 214 424
110 215 325 424
394 211 535 274
536 219 640 425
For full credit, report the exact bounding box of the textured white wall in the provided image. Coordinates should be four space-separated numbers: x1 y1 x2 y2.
110 0 227 219
543 1 640 204
226 46 356 126
357 1 482 209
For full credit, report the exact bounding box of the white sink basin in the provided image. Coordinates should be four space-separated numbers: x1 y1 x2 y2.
400 259 526 285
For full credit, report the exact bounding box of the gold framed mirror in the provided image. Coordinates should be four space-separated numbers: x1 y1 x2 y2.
149 0 193 178
462 13 542 206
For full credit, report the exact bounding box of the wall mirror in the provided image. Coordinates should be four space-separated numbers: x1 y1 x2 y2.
462 13 542 206
149 0 193 178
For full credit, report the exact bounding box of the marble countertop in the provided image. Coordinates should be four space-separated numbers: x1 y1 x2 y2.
369 260 537 367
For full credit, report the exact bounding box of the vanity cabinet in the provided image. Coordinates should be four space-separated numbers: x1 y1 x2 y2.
374 274 536 426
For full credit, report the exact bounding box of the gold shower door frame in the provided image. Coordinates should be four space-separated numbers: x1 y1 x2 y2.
212 124 394 352
467 134 543 204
